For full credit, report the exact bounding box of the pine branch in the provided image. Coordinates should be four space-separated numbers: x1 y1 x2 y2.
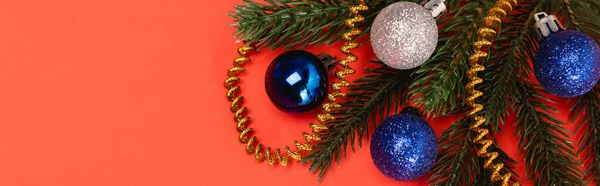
410 1 496 118
551 0 600 44
482 2 540 134
539 0 600 184
302 61 413 182
571 86 600 185
472 143 519 186
507 4 585 182
513 82 584 185
428 118 478 185
559 0 600 184
429 118 518 185
429 2 525 185
229 0 423 50
230 0 349 49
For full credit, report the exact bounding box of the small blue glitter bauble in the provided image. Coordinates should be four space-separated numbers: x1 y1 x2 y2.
370 110 438 181
534 30 600 98
265 50 328 113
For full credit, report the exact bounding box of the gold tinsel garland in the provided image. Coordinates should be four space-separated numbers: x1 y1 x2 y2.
466 0 520 185
223 1 368 166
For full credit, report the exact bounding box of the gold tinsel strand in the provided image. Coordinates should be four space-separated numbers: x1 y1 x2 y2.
323 0 369 114
465 0 519 185
223 1 368 166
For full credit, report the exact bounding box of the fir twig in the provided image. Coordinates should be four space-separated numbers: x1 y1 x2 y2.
302 61 413 182
428 118 477 185
514 82 584 185
428 118 518 185
482 2 540 134
428 2 524 185
571 86 600 185
560 0 600 184
508 3 585 182
229 0 422 50
410 1 489 117
553 0 600 43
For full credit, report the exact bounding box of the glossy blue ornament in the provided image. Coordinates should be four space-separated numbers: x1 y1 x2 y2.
533 13 600 98
265 50 328 113
370 107 438 181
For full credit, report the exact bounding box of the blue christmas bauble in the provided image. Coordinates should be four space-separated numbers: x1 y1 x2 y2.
265 50 328 113
534 30 600 98
370 110 438 181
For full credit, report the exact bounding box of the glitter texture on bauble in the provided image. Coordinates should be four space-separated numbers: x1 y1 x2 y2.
370 108 438 181
534 30 600 98
370 2 438 69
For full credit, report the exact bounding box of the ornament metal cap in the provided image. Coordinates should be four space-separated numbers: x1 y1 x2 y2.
317 53 337 76
534 12 564 39
317 53 336 70
421 0 446 21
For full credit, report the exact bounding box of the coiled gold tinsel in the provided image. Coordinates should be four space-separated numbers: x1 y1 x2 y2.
465 0 519 185
223 1 368 166
326 0 369 112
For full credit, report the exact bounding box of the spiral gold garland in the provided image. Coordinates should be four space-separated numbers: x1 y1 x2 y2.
327 0 368 105
465 0 519 185
223 1 368 166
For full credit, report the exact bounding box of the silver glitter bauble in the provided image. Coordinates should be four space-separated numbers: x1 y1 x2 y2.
370 2 438 69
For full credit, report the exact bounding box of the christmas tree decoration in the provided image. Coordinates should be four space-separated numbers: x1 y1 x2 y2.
370 107 438 181
230 0 600 184
370 0 446 69
265 50 335 113
533 12 600 98
224 46 327 167
223 0 369 167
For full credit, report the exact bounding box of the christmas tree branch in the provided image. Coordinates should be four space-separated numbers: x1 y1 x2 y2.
540 0 600 184
571 86 600 185
513 82 584 185
229 0 350 49
428 118 518 185
428 118 478 185
410 1 490 117
507 3 586 182
561 0 600 184
302 61 413 182
429 2 527 185
555 0 600 43
301 1 485 182
229 0 423 50
482 2 540 134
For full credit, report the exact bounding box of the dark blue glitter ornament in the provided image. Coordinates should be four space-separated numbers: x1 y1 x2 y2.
370 107 438 181
265 50 329 113
534 28 600 98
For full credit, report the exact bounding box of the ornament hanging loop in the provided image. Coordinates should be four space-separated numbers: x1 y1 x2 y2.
534 12 564 39
421 0 446 21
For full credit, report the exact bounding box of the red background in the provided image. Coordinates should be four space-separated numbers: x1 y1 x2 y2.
0 0 586 185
